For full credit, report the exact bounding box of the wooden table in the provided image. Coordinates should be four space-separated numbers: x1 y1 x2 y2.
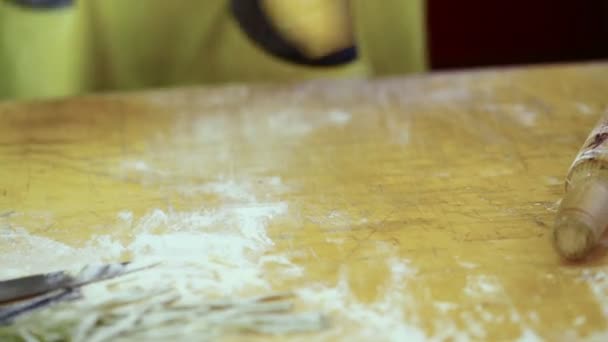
1 63 608 341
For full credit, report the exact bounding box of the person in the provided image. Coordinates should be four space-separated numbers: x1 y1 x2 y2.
0 0 426 100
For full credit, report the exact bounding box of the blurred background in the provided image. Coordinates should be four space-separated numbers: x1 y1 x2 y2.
427 0 608 69
0 0 607 101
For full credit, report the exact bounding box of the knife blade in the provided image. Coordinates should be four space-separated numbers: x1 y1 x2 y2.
0 271 72 304
0 262 135 305
0 262 158 324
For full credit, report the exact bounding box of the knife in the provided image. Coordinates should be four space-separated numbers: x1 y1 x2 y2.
0 270 72 305
0 262 134 305
0 262 157 324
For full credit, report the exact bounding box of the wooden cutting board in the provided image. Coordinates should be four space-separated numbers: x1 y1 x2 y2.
1 63 607 340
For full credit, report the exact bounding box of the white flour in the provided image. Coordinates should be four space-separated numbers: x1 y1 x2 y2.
385 113 410 145
575 102 594 116
483 103 538 127
464 275 502 298
266 107 351 137
0 176 290 285
0 178 312 340
296 258 427 342
0 228 123 279
457 261 478 269
581 268 608 318
517 328 544 342
1 199 524 341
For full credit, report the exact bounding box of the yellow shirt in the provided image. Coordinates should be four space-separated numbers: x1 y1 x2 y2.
0 0 426 100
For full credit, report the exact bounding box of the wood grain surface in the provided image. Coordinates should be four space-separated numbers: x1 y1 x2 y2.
1 63 608 340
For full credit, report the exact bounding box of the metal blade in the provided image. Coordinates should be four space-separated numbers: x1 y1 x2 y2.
0 261 159 324
0 262 157 306
0 288 81 325
0 271 73 304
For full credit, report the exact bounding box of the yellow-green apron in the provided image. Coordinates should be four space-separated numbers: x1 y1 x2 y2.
0 0 426 100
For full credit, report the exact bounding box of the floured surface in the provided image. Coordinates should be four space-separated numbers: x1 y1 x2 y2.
2 64 608 340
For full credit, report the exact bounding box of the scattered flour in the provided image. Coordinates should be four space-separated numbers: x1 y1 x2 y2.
528 311 540 323
544 176 561 186
176 180 258 202
173 177 286 201
288 75 474 110
123 203 290 295
385 114 410 145
575 102 594 116
580 269 608 318
327 110 352 125
117 211 134 224
0 178 308 340
1 207 291 290
517 328 544 342
457 261 478 269
513 109 538 127
459 274 536 340
0 173 294 283
117 159 168 184
425 86 472 104
296 259 427 342
0 228 123 280
464 275 502 298
325 237 346 245
120 160 152 173
435 302 459 314
266 107 352 136
483 104 538 127
0 204 448 340
573 316 586 326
